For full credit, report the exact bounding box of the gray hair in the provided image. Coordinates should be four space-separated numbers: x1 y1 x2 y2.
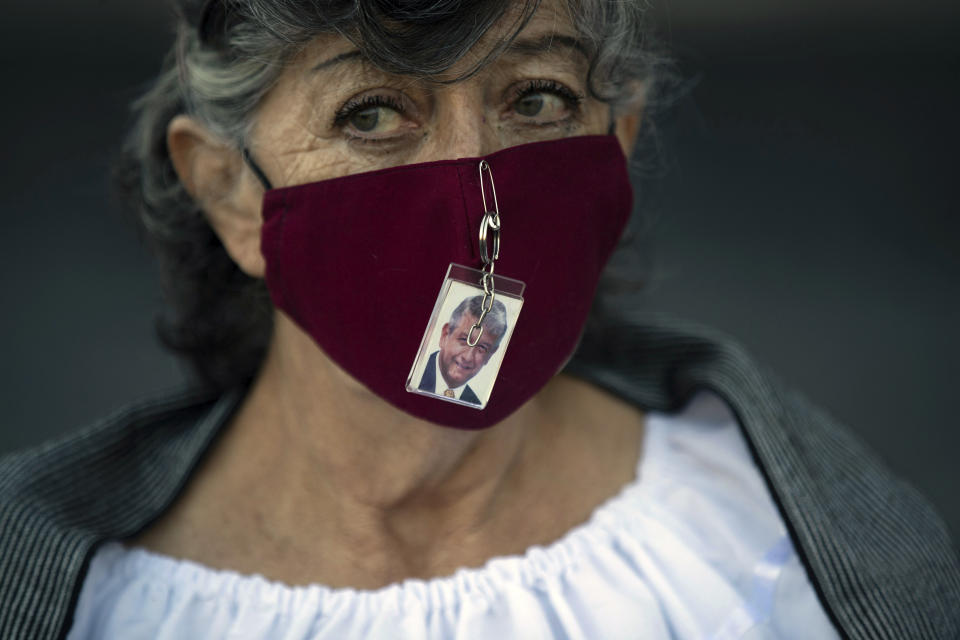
449 296 509 346
117 0 671 389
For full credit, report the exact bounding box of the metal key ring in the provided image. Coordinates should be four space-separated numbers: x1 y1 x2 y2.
479 211 501 264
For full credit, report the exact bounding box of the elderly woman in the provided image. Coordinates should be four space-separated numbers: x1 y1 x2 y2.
1 0 957 639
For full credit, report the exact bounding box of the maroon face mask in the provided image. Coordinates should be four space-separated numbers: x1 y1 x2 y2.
259 135 632 429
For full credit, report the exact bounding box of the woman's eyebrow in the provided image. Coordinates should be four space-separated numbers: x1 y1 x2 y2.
312 50 363 72
504 34 589 62
311 33 588 74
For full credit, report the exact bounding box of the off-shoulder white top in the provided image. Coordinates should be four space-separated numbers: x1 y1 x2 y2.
67 391 838 639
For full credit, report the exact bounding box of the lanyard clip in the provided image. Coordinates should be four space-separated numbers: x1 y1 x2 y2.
478 160 500 265
469 160 501 346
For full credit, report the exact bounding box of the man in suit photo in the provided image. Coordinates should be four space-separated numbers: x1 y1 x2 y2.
418 295 509 406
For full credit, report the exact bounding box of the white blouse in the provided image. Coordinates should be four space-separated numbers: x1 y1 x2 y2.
68 391 839 639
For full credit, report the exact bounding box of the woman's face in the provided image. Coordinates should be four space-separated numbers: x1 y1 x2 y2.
248 1 636 188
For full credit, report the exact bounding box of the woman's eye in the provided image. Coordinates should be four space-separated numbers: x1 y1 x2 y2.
515 93 545 117
515 92 568 118
333 94 410 139
509 82 582 124
349 105 403 134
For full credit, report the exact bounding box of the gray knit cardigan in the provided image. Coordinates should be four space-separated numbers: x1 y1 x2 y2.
1 314 958 639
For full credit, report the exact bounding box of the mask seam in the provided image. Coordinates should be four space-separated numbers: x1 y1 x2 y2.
454 164 475 263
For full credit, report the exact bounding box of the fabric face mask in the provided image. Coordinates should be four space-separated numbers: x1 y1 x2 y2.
258 135 632 429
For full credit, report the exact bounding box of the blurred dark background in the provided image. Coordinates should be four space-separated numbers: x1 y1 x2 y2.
1 2 957 537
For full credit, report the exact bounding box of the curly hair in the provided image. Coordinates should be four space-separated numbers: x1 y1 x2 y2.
116 0 672 390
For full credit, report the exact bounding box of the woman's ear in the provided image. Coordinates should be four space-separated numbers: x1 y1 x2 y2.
612 83 648 159
614 111 642 158
167 115 266 278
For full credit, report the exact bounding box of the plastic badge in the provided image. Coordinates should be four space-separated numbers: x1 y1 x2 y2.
406 263 525 409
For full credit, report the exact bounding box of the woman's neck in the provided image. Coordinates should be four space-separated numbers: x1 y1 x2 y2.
132 312 645 589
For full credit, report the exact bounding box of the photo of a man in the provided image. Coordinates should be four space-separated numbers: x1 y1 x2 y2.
417 295 508 406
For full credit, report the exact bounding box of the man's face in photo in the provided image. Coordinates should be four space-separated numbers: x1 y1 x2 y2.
437 312 500 389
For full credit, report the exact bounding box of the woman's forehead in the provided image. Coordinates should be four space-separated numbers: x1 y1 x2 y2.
292 0 584 83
